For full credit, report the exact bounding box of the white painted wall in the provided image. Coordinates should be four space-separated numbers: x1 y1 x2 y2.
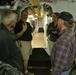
43 0 76 20
40 0 76 47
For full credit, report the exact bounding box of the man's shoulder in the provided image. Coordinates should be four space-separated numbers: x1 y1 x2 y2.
0 29 4 34
15 20 22 29
16 20 22 24
26 22 30 25
48 22 54 26
0 30 6 42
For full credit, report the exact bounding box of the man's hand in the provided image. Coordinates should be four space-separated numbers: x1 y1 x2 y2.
51 31 57 34
22 23 27 32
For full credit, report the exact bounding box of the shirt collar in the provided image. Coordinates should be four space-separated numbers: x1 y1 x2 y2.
59 28 71 36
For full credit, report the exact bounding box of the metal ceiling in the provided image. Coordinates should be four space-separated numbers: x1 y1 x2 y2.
0 0 73 18
0 0 72 9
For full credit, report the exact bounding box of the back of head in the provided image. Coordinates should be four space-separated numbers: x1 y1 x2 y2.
53 12 60 18
1 10 17 25
59 11 73 28
52 12 60 22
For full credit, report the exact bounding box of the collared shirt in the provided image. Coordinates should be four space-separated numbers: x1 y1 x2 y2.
51 28 76 75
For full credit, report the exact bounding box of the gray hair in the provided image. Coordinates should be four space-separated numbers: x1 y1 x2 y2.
1 10 18 25
64 20 73 28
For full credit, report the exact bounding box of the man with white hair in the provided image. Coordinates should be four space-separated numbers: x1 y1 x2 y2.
0 10 25 74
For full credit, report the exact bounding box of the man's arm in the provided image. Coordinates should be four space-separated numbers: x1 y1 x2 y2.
15 24 27 39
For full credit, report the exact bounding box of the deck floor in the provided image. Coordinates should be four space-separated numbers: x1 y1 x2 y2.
32 32 46 48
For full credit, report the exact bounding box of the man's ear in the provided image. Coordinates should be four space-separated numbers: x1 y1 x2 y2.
60 19 64 25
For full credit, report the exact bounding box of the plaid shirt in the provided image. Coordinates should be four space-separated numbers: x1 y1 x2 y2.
51 28 76 75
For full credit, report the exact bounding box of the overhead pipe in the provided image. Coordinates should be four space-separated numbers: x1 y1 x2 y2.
29 0 42 18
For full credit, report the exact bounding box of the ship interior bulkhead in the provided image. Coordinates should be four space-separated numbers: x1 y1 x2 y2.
0 0 76 75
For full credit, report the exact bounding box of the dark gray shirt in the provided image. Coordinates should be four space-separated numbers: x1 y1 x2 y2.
0 24 24 73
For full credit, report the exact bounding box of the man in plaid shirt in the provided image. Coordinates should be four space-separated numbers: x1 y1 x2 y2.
51 11 76 75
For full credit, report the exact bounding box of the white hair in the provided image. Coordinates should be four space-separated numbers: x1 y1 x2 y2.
64 21 73 28
1 10 18 25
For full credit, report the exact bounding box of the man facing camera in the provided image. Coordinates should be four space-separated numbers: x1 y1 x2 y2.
14 8 35 75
